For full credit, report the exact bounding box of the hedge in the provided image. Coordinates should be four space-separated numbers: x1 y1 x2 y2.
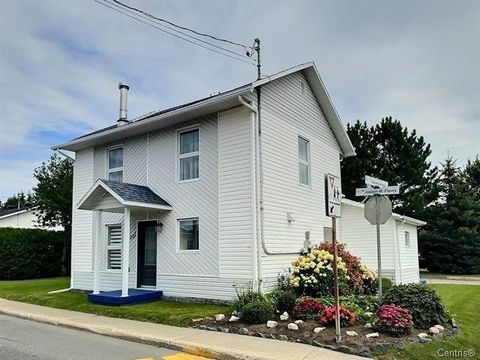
0 227 67 280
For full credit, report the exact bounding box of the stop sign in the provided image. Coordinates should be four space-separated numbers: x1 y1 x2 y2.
364 196 392 225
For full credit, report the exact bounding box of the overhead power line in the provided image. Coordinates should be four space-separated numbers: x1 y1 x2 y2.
94 0 256 66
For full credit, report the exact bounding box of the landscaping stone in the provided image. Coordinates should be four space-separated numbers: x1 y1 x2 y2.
429 326 440 334
417 332 429 339
313 327 325 333
280 311 289 321
364 323 372 329
434 324 445 331
266 320 278 328
370 343 393 352
287 323 299 330
346 330 358 337
214 314 225 321
228 315 239 322
356 347 372 358
191 318 204 323
419 337 432 343
294 320 304 325
238 327 249 335
365 332 379 338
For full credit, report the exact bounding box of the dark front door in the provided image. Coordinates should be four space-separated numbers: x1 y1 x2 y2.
137 221 157 287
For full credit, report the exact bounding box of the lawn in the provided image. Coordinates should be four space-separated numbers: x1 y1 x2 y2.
378 284 479 360
0 277 231 327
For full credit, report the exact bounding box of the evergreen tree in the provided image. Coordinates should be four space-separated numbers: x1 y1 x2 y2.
419 157 480 274
341 117 439 217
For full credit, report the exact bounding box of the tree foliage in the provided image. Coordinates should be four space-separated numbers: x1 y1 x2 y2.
419 157 480 274
32 153 73 275
341 117 439 216
0 191 33 210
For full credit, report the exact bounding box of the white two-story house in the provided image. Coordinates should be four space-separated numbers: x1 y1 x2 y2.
53 62 357 302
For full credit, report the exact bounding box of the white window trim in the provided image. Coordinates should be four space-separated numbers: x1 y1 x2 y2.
298 136 311 187
405 231 410 248
176 217 200 253
106 145 124 181
176 125 200 183
106 224 122 271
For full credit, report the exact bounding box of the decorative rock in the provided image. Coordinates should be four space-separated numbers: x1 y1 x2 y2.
294 320 304 325
365 332 379 338
417 332 429 339
313 327 326 333
451 318 458 328
287 323 299 330
215 314 225 321
356 347 372 358
238 327 250 335
346 330 358 337
267 320 278 328
429 326 440 334
364 323 373 329
280 311 289 321
192 318 203 323
364 312 374 317
228 315 239 322
231 310 240 316
419 337 432 343
434 324 445 331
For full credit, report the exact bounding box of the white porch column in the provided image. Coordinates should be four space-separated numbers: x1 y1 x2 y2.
93 210 102 295
121 207 131 297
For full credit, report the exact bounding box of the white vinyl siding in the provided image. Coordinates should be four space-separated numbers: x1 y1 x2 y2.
298 136 310 185
108 146 123 182
178 128 199 181
107 225 122 270
178 218 199 251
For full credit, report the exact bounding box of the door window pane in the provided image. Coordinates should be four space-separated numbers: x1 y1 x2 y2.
179 219 199 250
144 226 157 266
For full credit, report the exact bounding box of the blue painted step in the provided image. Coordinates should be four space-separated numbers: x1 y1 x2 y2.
88 288 163 305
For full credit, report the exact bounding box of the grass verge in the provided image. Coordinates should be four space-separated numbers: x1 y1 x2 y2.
0 277 231 327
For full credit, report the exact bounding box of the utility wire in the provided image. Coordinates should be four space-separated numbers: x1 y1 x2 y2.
110 0 253 51
99 0 253 61
95 0 255 66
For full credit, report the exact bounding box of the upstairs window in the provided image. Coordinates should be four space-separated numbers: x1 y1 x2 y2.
108 147 123 182
405 231 410 247
298 136 310 185
179 128 199 181
107 225 122 270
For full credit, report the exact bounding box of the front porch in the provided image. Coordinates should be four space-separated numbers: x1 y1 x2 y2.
77 179 172 303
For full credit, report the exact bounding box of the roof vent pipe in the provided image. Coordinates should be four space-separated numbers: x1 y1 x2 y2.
117 82 129 126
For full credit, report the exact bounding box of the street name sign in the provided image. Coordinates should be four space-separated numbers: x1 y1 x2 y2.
365 175 388 188
355 185 400 196
326 174 342 218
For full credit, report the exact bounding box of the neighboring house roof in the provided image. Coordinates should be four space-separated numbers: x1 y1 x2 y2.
77 179 172 212
341 198 427 226
52 62 355 157
0 206 36 220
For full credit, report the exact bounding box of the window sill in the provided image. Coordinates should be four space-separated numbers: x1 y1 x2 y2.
178 178 200 184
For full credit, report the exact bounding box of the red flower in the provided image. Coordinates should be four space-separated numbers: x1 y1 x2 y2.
319 306 356 327
293 297 325 320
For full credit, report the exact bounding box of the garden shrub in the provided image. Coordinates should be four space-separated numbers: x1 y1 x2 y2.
373 277 393 294
319 306 356 327
241 300 274 324
375 304 413 336
232 283 265 313
289 248 349 296
0 227 66 279
267 289 297 313
292 297 325 320
382 284 447 328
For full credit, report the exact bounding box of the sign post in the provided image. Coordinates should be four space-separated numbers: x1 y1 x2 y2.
326 174 341 343
356 176 398 301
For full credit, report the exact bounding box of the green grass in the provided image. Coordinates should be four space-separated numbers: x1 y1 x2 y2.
0 277 231 327
378 284 480 359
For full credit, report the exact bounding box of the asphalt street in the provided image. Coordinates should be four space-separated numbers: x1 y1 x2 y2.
0 314 193 360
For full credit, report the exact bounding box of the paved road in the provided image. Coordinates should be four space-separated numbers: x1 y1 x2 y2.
0 314 203 360
427 279 480 286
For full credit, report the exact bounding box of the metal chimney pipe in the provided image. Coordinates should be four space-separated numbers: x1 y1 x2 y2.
118 82 129 126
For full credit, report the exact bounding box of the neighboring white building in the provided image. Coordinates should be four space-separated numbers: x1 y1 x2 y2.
0 207 63 231
53 62 365 301
339 199 426 285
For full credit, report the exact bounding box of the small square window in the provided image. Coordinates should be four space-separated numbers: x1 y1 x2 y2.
179 218 199 250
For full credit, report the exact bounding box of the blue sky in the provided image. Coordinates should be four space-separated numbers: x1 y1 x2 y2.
0 0 479 200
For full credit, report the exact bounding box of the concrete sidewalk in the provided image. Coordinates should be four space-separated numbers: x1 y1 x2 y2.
0 299 365 360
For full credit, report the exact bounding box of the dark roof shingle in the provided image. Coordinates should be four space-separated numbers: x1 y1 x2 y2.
100 180 170 207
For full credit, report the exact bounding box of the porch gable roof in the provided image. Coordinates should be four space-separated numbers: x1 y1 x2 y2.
77 179 172 212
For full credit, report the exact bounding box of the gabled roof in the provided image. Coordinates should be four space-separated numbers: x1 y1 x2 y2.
53 62 355 157
77 179 172 212
341 198 427 226
0 206 36 219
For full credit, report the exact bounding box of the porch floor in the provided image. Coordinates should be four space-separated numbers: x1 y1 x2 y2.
88 289 163 305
